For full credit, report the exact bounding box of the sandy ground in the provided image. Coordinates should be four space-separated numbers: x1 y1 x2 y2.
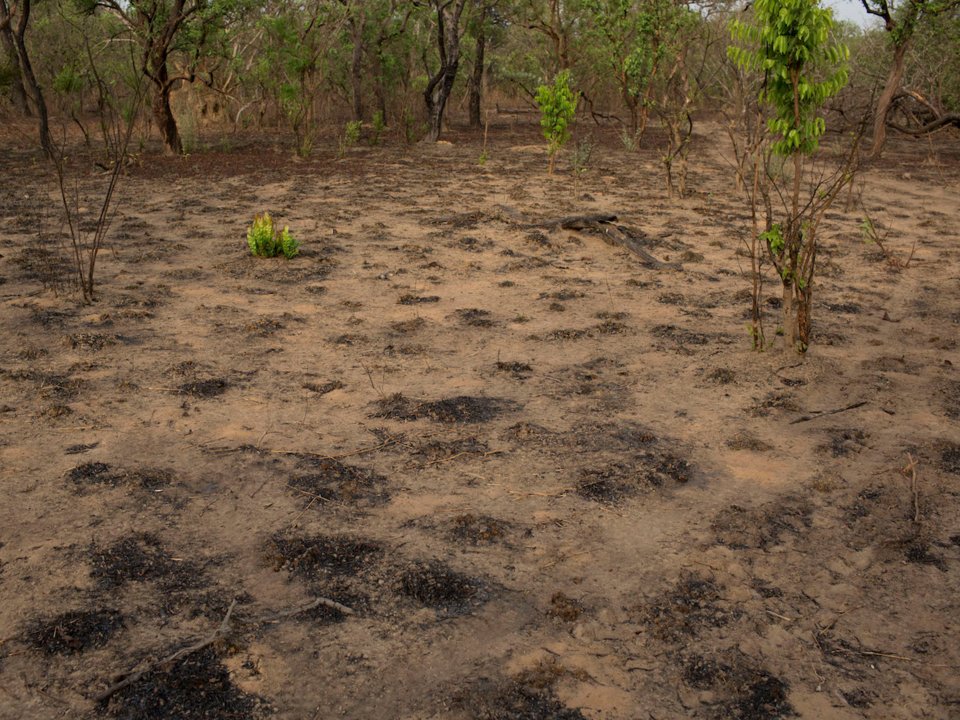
0 121 958 720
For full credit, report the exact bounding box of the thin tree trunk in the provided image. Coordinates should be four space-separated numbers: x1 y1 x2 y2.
8 0 50 155
870 41 908 158
424 0 467 142
468 2 486 128
151 57 183 155
0 15 29 115
349 16 364 121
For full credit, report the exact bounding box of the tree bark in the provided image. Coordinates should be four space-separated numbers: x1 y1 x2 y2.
424 0 468 142
4 0 51 155
468 2 486 128
869 40 908 158
0 13 29 115
150 55 183 155
349 15 364 121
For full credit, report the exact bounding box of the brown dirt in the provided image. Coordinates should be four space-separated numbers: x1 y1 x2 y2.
1 122 959 719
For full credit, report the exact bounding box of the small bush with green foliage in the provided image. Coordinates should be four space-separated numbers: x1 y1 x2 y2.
247 212 300 259
535 70 578 174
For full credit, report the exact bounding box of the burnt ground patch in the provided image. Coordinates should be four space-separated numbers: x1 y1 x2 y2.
640 576 740 642
89 533 206 591
454 308 497 327
652 324 711 347
26 608 124 655
101 646 265 720
267 533 383 580
495 360 533 379
712 499 812 550
178 378 231 398
399 560 487 615
682 653 794 720
373 394 519 423
67 463 174 491
414 437 490 462
450 514 509 546
940 441 960 475
576 452 695 503
288 457 389 506
817 427 868 457
67 462 126 487
546 592 583 622
459 677 587 720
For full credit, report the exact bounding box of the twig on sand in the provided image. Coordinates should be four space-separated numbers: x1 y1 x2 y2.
789 400 868 424
95 600 238 704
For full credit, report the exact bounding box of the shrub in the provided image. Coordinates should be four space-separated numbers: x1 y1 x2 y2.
247 212 300 259
535 70 578 174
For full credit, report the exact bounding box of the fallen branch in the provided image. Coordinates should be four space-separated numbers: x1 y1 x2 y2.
95 600 238 704
263 596 355 622
789 400 868 424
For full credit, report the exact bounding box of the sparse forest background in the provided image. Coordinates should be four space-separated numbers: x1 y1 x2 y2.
1 0 958 158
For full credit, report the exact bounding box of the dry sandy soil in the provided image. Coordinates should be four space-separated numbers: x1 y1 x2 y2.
1 121 959 720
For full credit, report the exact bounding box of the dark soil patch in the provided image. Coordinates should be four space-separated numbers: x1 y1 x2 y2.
713 500 812 550
905 541 947 571
399 560 486 615
416 437 490 462
65 442 99 455
940 442 960 475
546 592 583 622
302 380 344 395
496 360 533 379
398 294 440 305
707 368 736 384
450 514 508 545
465 680 587 720
726 433 773 452
642 576 739 642
576 464 639 503
89 533 205 591
178 378 230 398
546 328 590 341
267 533 383 579
26 608 124 655
455 308 496 327
102 646 264 720
652 324 710 346
722 670 793 720
289 457 389 506
373 394 518 423
819 428 868 457
67 462 125 487
67 333 121 351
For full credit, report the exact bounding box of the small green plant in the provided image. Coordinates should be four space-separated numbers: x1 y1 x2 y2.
345 120 362 145
371 111 386 145
247 212 300 259
535 70 578 174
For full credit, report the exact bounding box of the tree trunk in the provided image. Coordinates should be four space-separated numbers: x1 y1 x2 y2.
468 2 486 128
424 0 467 142
781 280 796 352
4 0 50 155
151 56 183 155
349 16 364 121
870 40 908 158
0 16 29 115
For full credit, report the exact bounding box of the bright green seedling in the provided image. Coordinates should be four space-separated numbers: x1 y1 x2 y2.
535 70 578 174
247 212 300 259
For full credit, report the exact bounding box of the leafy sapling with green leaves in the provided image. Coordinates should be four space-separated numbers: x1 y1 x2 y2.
729 0 851 352
247 212 300 259
535 71 578 174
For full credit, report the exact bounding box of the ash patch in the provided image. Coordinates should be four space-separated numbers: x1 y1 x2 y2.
652 324 710 347
455 308 496 327
399 294 440 305
683 653 794 720
26 608 124 655
940 442 960 475
89 533 205 591
818 427 868 457
267 533 383 580
576 463 644 503
461 678 586 720
450 514 509 545
399 560 487 615
102 646 264 720
496 360 533 379
179 378 230 398
641 576 739 642
288 457 389 506
67 461 125 487
712 499 812 550
373 394 519 423
414 437 489 462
